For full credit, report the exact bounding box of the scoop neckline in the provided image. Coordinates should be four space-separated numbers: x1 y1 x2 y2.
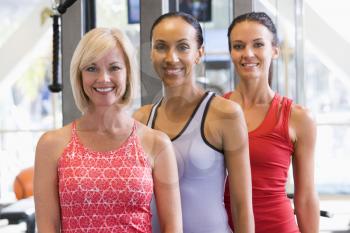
72 120 136 154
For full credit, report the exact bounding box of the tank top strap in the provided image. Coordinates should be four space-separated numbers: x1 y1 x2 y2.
222 91 233 99
276 95 293 140
261 93 280 128
129 119 137 135
271 92 281 113
70 120 79 142
186 91 215 132
146 98 162 128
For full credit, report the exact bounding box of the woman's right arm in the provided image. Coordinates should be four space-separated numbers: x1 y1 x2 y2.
34 132 62 233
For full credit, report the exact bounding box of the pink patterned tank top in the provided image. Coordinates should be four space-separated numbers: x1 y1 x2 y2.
58 121 153 233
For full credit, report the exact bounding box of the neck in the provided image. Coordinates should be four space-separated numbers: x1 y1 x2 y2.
81 104 131 133
163 83 204 108
236 81 274 108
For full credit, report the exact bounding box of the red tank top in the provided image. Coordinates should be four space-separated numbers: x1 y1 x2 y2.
58 121 153 233
223 93 300 233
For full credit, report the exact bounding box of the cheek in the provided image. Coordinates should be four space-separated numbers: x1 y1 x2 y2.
230 52 240 64
262 51 274 64
119 72 128 86
151 51 161 61
81 77 92 90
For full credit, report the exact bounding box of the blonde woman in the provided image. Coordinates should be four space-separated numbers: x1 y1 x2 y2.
34 27 182 233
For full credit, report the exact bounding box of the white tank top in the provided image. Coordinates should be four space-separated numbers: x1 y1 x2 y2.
148 92 232 233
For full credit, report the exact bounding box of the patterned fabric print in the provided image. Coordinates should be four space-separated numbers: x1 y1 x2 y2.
58 122 153 233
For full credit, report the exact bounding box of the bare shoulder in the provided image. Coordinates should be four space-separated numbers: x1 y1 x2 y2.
208 95 244 120
36 124 72 162
133 104 153 125
136 121 172 156
290 103 316 127
290 104 316 141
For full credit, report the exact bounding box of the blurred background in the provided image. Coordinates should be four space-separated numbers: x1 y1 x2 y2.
0 0 349 232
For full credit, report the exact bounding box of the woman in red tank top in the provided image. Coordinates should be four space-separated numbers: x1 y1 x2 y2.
223 12 319 233
34 28 182 233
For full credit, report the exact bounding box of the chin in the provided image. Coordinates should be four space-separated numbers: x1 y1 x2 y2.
161 76 183 86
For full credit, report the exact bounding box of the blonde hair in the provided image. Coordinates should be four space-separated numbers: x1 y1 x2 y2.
70 27 138 113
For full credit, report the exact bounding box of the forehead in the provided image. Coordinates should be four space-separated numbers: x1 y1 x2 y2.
152 17 197 42
230 21 273 41
92 44 126 64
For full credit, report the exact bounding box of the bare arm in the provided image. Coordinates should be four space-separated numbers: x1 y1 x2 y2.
224 104 254 233
291 106 319 233
148 130 182 233
207 97 254 233
34 132 62 233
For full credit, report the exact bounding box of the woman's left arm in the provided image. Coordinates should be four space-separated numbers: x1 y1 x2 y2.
150 130 183 233
209 98 254 233
291 106 320 233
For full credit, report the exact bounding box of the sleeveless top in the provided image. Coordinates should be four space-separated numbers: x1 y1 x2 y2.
58 121 153 233
148 92 232 233
223 92 300 233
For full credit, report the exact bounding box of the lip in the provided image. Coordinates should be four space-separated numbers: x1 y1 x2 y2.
163 67 184 76
241 62 259 67
93 87 115 93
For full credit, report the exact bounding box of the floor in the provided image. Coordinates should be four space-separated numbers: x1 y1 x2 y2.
0 198 349 233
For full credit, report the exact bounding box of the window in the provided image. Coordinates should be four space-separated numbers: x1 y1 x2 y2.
0 0 61 201
255 0 350 194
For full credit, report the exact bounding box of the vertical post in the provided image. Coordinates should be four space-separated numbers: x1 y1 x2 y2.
234 0 254 17
140 0 169 105
295 0 305 104
61 1 83 125
232 0 254 85
83 0 96 33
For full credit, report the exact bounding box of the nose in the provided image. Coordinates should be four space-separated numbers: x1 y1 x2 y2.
97 70 111 82
242 46 254 58
165 48 179 63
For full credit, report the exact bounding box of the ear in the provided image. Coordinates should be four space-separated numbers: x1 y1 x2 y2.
272 45 280 60
196 46 204 64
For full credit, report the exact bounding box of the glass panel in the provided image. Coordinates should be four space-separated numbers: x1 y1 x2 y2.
316 125 350 193
0 0 42 47
0 0 62 201
200 0 234 95
96 0 141 112
0 132 44 201
304 0 350 194
255 0 350 194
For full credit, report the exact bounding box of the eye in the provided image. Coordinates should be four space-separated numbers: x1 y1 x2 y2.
154 43 167 51
254 42 264 48
232 44 244 50
85 65 97 72
110 65 122 72
177 43 190 51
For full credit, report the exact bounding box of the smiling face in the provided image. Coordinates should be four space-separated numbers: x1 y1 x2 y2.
229 21 279 82
81 45 127 108
151 17 204 87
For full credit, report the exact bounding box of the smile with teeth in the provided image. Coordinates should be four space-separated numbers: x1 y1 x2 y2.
242 63 259 67
93 87 115 93
164 67 183 75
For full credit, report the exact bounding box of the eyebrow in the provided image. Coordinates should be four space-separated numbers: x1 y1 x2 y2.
232 38 264 43
109 61 123 65
154 38 189 43
85 61 123 67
